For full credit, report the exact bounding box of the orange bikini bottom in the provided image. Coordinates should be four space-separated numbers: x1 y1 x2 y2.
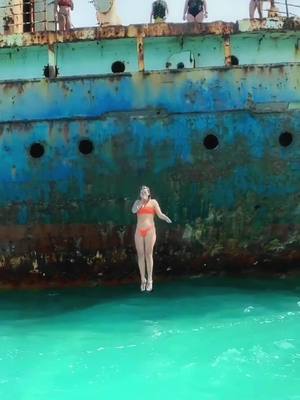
139 226 153 238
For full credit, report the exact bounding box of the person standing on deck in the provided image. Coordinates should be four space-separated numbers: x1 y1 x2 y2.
150 0 169 23
183 0 208 23
132 186 172 292
56 0 74 31
249 0 263 19
268 0 279 17
93 0 121 26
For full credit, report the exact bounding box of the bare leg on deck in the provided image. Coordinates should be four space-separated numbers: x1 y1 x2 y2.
249 0 263 19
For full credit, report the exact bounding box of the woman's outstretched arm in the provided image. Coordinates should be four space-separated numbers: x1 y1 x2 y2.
153 200 172 223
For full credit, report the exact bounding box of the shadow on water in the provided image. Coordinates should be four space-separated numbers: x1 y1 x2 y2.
0 277 299 321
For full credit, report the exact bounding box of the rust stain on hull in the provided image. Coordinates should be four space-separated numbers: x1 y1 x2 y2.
0 21 300 288
0 223 299 288
1 19 300 49
0 22 237 48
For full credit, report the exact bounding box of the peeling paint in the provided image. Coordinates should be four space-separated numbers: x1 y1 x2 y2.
0 22 236 49
0 22 299 286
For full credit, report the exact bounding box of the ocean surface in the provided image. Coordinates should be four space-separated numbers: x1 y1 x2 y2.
0 278 300 400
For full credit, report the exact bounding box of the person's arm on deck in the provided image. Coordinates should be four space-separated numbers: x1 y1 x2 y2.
203 0 208 17
150 3 154 22
165 1 169 16
183 0 189 20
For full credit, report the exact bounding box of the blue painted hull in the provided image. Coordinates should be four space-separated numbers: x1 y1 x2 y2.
0 61 300 284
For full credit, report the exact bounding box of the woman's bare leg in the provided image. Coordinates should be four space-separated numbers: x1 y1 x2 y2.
186 14 195 22
249 0 255 18
257 1 263 19
58 12 65 31
195 12 204 23
144 230 157 291
135 233 146 290
250 0 262 19
65 10 71 30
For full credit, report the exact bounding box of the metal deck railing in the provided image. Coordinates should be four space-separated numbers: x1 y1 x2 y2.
0 0 56 33
268 0 300 17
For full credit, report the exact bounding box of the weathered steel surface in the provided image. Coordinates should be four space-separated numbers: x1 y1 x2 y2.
0 18 300 50
0 22 237 48
0 61 300 285
0 65 299 122
1 30 300 81
238 17 284 32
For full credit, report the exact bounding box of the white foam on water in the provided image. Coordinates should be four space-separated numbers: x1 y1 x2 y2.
274 340 295 350
244 306 255 313
211 348 246 367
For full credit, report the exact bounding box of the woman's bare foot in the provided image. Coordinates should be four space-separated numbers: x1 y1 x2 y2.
140 279 147 292
146 280 153 292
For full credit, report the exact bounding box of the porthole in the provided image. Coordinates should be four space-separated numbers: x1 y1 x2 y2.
177 62 185 69
30 143 45 158
230 55 239 66
203 134 219 150
79 139 94 155
111 61 125 73
43 64 58 78
279 132 293 147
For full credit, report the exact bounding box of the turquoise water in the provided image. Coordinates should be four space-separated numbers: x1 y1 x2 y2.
0 279 300 400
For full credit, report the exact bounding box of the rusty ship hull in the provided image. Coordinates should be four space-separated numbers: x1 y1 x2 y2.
0 21 300 286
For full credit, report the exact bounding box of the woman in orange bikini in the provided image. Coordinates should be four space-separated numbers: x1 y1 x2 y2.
132 186 172 292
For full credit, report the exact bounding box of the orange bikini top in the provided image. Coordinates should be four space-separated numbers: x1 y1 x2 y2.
137 206 156 216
